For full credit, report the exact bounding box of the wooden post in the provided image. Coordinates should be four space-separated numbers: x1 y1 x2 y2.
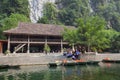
61 39 63 53
27 36 30 53
7 35 10 52
0 42 2 53
45 36 47 45
44 36 47 54
72 43 75 52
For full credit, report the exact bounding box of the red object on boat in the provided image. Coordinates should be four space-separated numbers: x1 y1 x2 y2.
104 58 110 60
75 59 85 62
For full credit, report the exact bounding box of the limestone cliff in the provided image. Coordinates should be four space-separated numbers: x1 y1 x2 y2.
28 0 56 23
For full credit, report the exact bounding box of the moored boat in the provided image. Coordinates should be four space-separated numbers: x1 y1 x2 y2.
0 65 9 69
86 61 100 65
8 65 20 69
48 60 100 67
0 65 20 69
49 61 62 67
102 59 120 63
76 60 100 65
48 63 58 67
62 61 76 66
75 60 87 65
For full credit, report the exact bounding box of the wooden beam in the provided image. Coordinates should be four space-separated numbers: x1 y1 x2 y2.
27 36 30 53
45 36 47 45
61 39 63 53
7 35 10 52
0 42 2 53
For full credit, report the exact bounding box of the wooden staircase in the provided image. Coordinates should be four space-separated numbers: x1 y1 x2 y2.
13 43 26 53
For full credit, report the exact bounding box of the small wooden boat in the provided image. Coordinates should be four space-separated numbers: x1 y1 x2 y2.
49 63 58 67
76 60 99 65
63 61 76 66
86 61 100 65
8 65 20 69
0 65 20 69
48 60 100 67
49 60 76 67
75 60 87 65
0 65 9 69
102 59 120 63
77 62 87 65
49 61 62 67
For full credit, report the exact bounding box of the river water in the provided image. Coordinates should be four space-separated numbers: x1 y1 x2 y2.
0 63 120 80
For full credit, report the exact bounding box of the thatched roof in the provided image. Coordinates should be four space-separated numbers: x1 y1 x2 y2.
4 22 74 36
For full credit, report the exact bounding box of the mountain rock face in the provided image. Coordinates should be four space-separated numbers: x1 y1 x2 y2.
28 0 110 23
28 0 56 23
28 0 120 32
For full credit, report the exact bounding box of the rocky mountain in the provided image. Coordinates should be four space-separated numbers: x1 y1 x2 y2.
28 0 56 23
28 0 120 31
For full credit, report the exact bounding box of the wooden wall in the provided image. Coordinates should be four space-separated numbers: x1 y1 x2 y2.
0 42 2 53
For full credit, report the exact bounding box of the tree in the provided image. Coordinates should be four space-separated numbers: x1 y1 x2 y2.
2 13 30 31
58 0 90 26
76 16 112 52
91 0 120 32
0 0 29 17
110 32 120 52
44 44 51 54
63 16 113 52
0 29 5 39
38 0 120 32
37 2 60 24
63 27 77 49
0 13 30 39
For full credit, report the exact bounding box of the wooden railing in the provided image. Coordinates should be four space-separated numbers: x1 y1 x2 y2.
30 39 45 42
11 38 27 41
47 39 61 42
10 38 63 42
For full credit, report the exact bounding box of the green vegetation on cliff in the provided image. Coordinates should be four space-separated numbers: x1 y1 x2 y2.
0 0 30 39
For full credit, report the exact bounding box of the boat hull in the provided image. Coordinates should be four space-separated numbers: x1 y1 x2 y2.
0 65 20 69
102 60 120 63
48 61 100 67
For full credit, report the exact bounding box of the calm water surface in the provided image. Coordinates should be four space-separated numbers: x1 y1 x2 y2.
0 63 120 80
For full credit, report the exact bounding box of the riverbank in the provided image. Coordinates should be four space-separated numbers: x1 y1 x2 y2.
0 53 120 65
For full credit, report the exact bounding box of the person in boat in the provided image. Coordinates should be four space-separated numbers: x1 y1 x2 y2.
72 55 76 60
66 50 73 58
71 49 80 60
74 49 81 60
81 47 86 54
63 52 67 56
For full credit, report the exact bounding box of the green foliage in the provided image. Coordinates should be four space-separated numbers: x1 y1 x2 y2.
0 29 6 39
2 13 30 31
5 50 10 55
37 2 60 24
44 44 51 53
38 0 120 32
76 16 111 51
58 0 90 26
63 16 116 51
63 27 77 46
110 32 120 52
0 13 30 39
0 0 30 40
0 0 29 17
91 0 120 31
43 2 58 20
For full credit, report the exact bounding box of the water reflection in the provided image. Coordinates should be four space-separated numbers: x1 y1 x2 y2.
0 64 120 80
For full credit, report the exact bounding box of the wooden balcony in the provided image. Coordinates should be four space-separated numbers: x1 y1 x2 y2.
10 38 68 44
10 38 28 43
